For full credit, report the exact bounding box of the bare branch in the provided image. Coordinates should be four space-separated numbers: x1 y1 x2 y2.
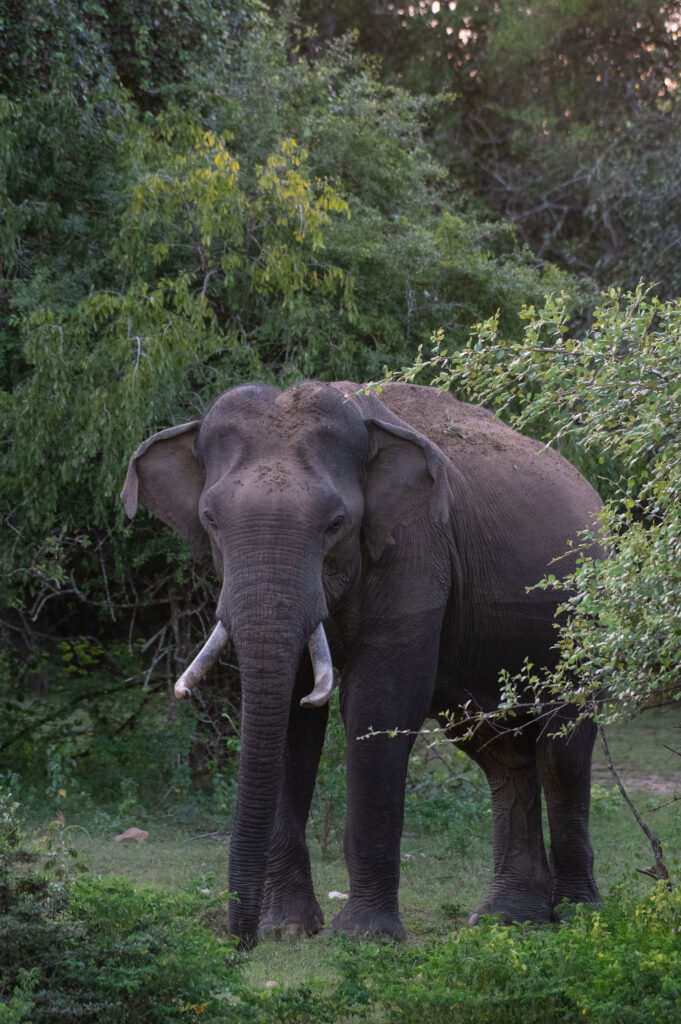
598 724 671 889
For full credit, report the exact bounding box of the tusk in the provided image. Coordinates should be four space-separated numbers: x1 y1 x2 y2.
300 622 335 708
174 622 230 699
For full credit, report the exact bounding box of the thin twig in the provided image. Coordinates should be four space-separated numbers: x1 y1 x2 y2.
649 793 681 812
97 540 116 623
598 724 671 889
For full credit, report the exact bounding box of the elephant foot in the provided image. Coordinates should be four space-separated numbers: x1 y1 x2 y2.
551 878 601 916
322 898 406 942
468 887 555 926
258 893 324 941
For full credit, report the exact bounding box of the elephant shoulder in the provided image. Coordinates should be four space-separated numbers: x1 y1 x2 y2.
369 382 602 508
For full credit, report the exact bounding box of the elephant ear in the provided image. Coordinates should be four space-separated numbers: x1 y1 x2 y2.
120 421 209 563
363 418 451 561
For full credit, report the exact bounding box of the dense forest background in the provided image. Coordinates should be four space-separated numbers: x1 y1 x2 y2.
2 0 681 820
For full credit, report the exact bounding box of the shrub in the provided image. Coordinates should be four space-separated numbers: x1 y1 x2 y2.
252 884 681 1024
0 791 240 1023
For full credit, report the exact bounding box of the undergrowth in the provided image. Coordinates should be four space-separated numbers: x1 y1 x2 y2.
0 789 239 1023
323 884 681 1023
3 787 680 1023
238 883 681 1023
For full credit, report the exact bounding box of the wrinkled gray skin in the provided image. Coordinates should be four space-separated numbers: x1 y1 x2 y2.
122 381 604 946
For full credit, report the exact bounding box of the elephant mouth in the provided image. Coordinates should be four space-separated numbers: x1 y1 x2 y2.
173 620 335 708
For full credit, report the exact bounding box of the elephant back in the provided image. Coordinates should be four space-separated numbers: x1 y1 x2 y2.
373 381 605 578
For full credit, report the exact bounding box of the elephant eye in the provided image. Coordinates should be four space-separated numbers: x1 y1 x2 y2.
327 514 346 534
203 509 217 528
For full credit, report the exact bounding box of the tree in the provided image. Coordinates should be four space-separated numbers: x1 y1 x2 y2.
282 1 681 293
2 9 568 629
1 3 575 807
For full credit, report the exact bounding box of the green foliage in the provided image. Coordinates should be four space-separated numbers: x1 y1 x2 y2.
0 7 558 560
382 284 681 720
453 2 681 295
346 884 681 1023
0 638 202 822
580 106 681 294
0 84 133 387
51 875 236 1023
1 2 573 811
294 0 680 121
292 1 681 293
0 0 267 106
0 969 38 1024
0 791 240 1023
238 883 681 1023
404 731 489 848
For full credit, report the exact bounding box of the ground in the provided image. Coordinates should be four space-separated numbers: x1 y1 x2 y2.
59 706 681 989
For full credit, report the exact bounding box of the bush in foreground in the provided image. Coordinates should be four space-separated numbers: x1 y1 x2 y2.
340 884 681 1023
259 883 681 1024
0 791 239 1023
3 788 679 1023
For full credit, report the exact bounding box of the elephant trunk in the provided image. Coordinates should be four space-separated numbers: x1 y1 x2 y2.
227 639 298 943
218 533 329 945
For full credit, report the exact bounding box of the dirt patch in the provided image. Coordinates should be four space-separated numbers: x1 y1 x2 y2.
592 764 681 796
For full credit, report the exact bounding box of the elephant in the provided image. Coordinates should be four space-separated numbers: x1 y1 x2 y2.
121 380 605 946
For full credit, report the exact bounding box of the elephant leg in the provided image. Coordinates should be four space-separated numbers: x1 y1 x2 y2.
537 716 600 910
258 658 329 938
329 616 441 941
465 728 554 924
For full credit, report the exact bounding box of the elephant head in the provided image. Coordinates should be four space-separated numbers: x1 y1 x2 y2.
121 381 450 943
